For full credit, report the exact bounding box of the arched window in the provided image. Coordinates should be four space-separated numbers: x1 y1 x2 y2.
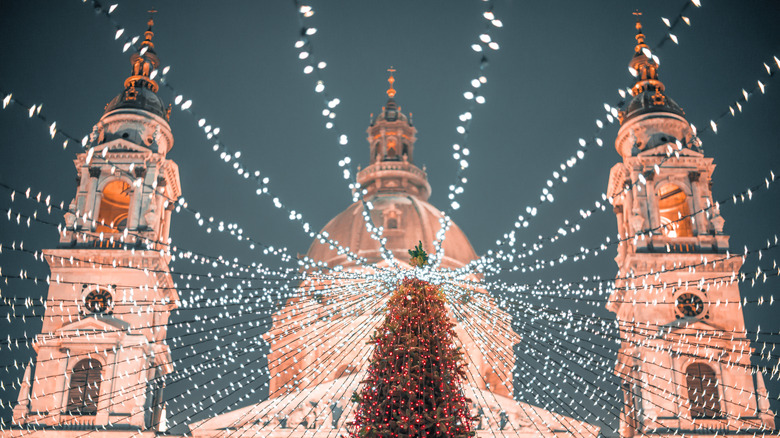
96 180 131 233
657 183 693 237
66 359 102 414
685 363 721 418
384 211 399 230
386 137 398 159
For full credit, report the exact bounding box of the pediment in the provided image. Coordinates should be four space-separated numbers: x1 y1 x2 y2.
56 315 130 335
666 318 725 335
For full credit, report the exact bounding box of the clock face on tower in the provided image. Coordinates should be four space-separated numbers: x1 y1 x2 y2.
676 292 705 317
84 289 113 314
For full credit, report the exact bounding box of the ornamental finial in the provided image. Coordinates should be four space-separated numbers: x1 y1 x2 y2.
633 11 645 47
387 67 396 98
143 10 157 50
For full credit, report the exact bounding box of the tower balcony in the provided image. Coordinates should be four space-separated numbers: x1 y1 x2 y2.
637 234 730 254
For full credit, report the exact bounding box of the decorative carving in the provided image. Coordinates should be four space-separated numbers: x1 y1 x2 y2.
144 204 159 229
651 87 666 106
125 85 138 101
630 214 646 234
711 215 725 234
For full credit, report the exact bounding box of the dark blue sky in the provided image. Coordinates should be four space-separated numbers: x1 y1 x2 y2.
1 1 779 435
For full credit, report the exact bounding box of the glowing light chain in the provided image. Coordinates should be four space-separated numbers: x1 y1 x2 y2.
80 3 380 271
288 0 400 268
3 174 777 346
448 283 775 433
475 168 777 277
465 53 780 278
434 6 704 270
431 1 504 268
447 289 626 433
1 3 772 434
445 288 596 435
465 11 780 274
0 88 370 282
2 278 386 432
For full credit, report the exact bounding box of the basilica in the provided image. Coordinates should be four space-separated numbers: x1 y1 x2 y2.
5 15 776 438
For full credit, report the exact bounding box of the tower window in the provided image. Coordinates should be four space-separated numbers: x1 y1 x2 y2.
66 359 102 415
386 137 398 159
96 180 131 233
384 211 399 230
656 183 693 237
685 363 721 418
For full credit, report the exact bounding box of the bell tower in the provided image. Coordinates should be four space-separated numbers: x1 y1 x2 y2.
606 18 774 436
12 16 180 431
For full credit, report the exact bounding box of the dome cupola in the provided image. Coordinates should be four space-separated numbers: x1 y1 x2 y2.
615 15 697 159
359 69 430 200
104 14 168 120
619 16 685 125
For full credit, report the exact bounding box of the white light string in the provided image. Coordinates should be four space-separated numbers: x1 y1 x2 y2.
433 4 703 270
288 0 402 267
81 1 383 270
474 167 777 277
458 52 780 278
0 87 377 291
430 0 505 268
448 281 775 434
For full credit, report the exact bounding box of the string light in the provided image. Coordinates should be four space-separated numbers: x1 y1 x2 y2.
2 3 778 437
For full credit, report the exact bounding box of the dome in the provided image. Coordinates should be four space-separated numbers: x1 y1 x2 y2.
103 16 166 120
623 88 685 123
104 86 166 119
619 19 686 125
306 193 477 269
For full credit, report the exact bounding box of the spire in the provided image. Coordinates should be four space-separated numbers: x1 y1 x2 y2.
124 10 161 94
371 67 410 125
105 12 167 119
141 10 157 53
628 12 662 97
618 12 685 125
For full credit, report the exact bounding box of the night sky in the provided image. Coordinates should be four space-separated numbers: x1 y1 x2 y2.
1 1 779 435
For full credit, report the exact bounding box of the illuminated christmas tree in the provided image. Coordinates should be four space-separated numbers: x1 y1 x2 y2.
349 242 476 437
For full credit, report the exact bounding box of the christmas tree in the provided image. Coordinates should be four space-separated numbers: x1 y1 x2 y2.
348 242 476 437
